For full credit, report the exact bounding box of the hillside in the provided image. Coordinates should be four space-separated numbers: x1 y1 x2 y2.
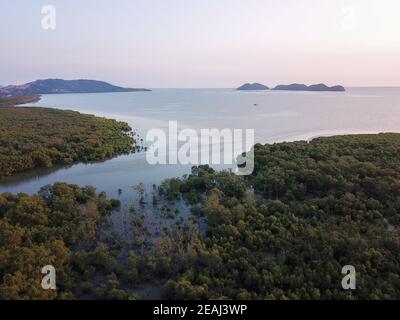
237 83 269 91
0 79 151 96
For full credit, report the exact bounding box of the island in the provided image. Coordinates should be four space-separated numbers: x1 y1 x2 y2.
0 78 151 97
273 83 345 92
236 83 269 91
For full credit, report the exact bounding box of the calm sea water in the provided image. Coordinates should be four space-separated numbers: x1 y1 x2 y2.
1 87 400 197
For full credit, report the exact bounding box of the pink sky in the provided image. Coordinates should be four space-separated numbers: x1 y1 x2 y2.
1 0 399 87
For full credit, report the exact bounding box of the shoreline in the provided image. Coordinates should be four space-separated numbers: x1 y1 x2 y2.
0 94 41 107
2 88 400 194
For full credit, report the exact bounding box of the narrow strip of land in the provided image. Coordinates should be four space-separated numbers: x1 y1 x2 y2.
0 96 137 177
0 95 40 108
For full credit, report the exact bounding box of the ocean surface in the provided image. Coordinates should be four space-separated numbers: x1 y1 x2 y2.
1 87 400 197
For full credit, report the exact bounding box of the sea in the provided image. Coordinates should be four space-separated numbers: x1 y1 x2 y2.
1 87 400 198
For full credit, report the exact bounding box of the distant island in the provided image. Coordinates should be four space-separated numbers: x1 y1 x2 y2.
273 83 345 92
236 82 345 92
236 83 269 91
0 79 151 97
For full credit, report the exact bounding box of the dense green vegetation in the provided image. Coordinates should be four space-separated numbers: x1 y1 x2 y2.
0 107 137 177
0 183 172 300
0 183 126 299
153 134 400 299
1 133 400 299
0 95 40 108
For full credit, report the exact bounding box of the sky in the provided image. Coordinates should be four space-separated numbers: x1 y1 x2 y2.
1 0 399 88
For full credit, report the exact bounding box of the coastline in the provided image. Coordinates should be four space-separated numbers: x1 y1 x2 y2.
2 87 400 195
0 94 41 107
